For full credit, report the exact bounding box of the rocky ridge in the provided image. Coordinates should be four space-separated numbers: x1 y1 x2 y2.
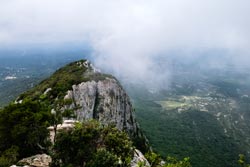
10 60 149 166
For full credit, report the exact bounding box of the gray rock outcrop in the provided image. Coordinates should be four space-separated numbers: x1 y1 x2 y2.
64 77 139 137
131 149 151 167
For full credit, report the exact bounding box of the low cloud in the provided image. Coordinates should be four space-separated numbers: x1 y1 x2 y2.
0 0 250 88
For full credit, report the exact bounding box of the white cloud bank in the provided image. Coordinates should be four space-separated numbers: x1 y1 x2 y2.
0 0 250 88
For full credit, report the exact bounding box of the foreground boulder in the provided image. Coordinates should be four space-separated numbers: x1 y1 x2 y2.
11 154 51 167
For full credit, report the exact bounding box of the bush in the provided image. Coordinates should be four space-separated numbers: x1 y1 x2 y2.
87 148 119 167
0 146 19 167
0 100 51 164
51 120 133 167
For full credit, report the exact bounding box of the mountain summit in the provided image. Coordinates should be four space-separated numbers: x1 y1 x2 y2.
17 60 139 136
0 60 149 167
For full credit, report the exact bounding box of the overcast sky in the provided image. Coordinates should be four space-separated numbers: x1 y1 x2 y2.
1 0 250 88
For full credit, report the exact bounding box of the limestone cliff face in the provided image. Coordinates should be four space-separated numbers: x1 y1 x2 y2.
64 77 139 137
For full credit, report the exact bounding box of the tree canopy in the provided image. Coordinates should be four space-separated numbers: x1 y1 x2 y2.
51 120 133 167
0 100 51 166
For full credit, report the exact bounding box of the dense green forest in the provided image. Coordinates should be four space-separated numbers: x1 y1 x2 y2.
126 66 250 167
133 99 239 167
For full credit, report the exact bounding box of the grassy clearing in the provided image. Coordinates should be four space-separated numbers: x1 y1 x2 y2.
155 100 190 110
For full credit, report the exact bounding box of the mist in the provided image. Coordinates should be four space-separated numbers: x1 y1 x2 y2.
1 0 250 89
